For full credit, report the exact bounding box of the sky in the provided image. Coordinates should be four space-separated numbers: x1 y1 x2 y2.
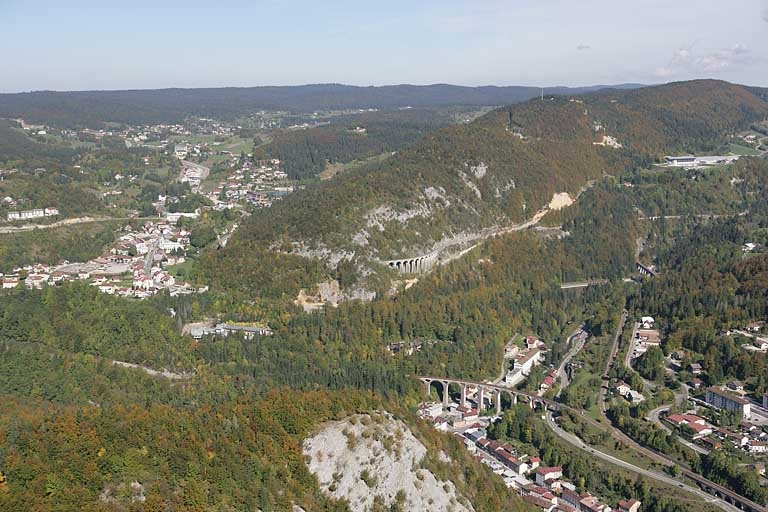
1 0 767 92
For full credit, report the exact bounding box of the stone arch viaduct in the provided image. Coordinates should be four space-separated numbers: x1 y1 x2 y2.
418 376 765 512
383 251 439 274
418 376 556 416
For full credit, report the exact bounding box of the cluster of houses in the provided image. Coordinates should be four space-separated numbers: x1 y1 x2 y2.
739 133 760 145
505 336 547 387
524 483 641 512
540 368 559 394
114 118 235 147
628 316 661 362
418 401 642 512
724 321 768 354
189 323 273 340
665 410 768 454
5 206 59 222
205 158 291 210
0 221 203 299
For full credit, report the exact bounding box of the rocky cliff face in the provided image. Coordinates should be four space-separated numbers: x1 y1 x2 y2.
303 412 473 512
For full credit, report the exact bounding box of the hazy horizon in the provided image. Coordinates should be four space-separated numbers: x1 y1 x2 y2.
2 0 767 93
2 81 655 95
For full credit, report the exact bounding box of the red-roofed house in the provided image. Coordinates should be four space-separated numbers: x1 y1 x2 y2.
667 414 713 438
580 493 611 512
535 466 563 486
619 498 641 512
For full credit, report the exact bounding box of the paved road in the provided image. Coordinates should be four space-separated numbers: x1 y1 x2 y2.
599 309 628 414
623 322 639 369
382 195 564 270
589 310 764 511
545 412 738 511
639 211 749 221
423 371 760 511
647 405 710 455
0 215 156 234
555 326 588 397
143 236 160 276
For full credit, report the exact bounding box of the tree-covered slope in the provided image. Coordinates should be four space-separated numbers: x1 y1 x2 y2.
0 83 641 128
252 108 458 180
0 120 80 169
206 80 768 278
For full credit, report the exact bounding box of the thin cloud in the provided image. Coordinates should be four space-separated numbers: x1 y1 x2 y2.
653 46 693 78
654 44 751 78
576 44 591 51
697 44 751 71
762 7 768 22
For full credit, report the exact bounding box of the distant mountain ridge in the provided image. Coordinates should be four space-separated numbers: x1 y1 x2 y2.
0 82 644 128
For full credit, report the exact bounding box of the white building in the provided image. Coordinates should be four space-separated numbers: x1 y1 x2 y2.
505 346 544 386
706 387 751 419
665 155 739 167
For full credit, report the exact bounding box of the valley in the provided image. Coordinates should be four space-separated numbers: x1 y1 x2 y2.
1 78 768 512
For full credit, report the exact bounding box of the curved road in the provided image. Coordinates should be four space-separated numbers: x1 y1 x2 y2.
421 373 761 511
591 309 763 511
555 326 587 397
545 412 738 511
646 405 710 455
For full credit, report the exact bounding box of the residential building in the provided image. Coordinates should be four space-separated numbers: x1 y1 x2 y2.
506 344 545 386
618 499 641 512
667 414 713 438
614 380 631 396
2 276 19 289
706 387 751 419
535 466 563 486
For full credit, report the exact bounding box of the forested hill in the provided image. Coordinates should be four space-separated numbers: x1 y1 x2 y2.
749 86 768 102
0 82 641 128
204 79 768 276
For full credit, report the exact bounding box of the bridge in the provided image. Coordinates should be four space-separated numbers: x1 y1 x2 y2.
384 251 439 274
417 375 766 512
636 261 657 277
684 472 766 512
417 376 559 415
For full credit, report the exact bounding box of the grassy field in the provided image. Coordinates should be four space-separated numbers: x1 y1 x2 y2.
166 258 197 283
0 221 124 271
729 143 762 156
319 151 393 180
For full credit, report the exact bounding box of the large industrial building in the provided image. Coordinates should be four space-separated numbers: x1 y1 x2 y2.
665 155 740 167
